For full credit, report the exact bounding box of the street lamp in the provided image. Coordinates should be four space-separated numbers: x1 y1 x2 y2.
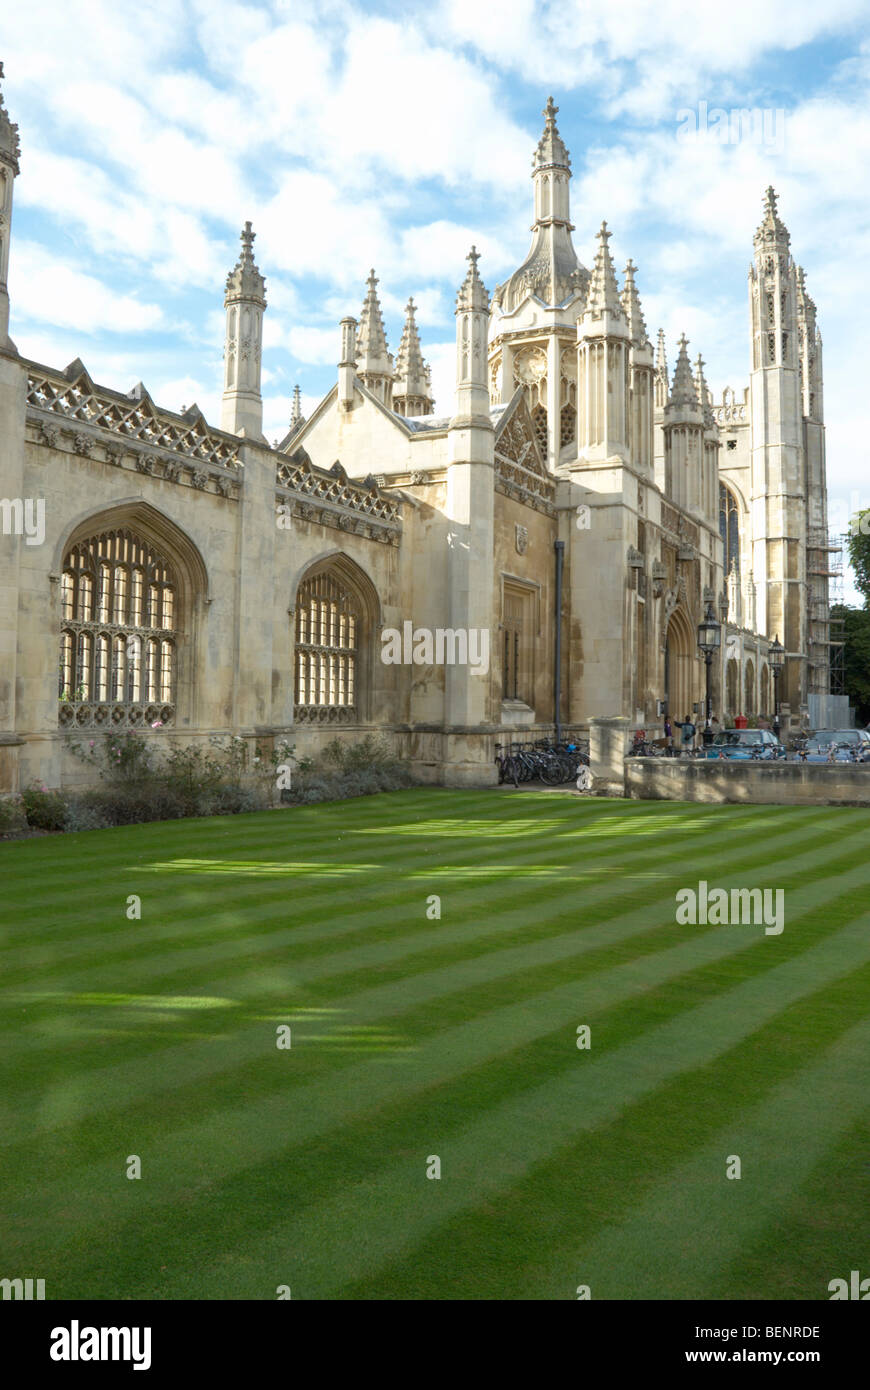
697 602 722 745
768 635 785 734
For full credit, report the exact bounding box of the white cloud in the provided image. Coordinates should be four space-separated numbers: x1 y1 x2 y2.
10 243 165 334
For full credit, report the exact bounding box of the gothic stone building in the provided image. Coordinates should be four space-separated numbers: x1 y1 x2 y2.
0 81 830 793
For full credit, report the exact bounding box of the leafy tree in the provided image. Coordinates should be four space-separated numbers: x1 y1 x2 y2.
845 512 870 605
831 603 870 725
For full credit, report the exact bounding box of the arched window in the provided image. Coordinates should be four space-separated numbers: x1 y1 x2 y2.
59 528 177 729
744 660 756 716
294 570 360 722
560 402 576 449
719 483 740 575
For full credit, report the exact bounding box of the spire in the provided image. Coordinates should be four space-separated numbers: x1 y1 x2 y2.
656 328 667 376
669 334 700 409
533 95 571 176
220 221 267 438
693 353 715 428
586 222 624 320
452 246 491 424
290 384 304 428
0 63 20 175
0 63 20 347
492 96 587 312
225 221 266 305
621 260 649 346
456 246 490 314
393 297 434 417
355 269 394 405
754 185 789 252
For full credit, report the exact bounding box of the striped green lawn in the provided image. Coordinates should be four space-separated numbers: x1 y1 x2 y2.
1 789 869 1301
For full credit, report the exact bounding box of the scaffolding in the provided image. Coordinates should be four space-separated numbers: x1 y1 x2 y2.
827 529 846 696
805 527 842 694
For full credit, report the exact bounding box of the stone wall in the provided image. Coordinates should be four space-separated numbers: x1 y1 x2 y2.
626 757 870 806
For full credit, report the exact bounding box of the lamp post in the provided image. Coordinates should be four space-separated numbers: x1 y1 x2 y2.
768 635 785 735
697 602 722 746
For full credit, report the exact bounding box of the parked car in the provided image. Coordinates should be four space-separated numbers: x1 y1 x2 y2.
703 728 785 760
794 729 870 763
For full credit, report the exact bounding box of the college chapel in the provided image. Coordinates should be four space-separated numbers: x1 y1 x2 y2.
0 76 831 791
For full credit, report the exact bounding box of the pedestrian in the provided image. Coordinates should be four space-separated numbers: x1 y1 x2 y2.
674 714 696 755
711 714 721 736
663 714 673 753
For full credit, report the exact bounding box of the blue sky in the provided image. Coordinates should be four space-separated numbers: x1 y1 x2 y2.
3 0 870 593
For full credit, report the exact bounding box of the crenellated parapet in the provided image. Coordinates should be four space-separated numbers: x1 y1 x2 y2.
276 451 402 543
25 359 243 498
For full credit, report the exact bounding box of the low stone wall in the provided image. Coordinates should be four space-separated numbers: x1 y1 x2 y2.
625 757 870 806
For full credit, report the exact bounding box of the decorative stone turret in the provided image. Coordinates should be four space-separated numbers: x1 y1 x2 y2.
750 187 798 373
748 185 804 683
663 334 705 512
654 328 668 409
393 297 434 417
290 384 304 429
622 259 654 473
652 327 668 489
220 222 267 439
452 247 491 426
0 63 21 351
355 270 394 407
575 222 630 463
694 352 720 524
338 317 357 411
796 266 823 423
445 248 495 768
491 98 589 313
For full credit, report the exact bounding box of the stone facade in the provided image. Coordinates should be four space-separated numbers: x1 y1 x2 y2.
0 81 831 793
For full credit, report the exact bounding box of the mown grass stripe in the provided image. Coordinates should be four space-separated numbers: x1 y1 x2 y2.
173 913 870 1299
5 897 870 1275
0 812 859 1092
0 807 849 999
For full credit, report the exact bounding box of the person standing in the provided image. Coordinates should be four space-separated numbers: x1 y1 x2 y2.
674 714 696 755
663 714 673 754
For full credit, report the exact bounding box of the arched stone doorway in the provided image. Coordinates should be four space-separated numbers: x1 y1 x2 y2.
664 607 695 721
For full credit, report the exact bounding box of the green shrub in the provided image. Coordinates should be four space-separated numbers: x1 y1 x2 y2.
319 735 399 773
162 745 226 815
199 784 270 816
63 794 114 832
69 732 159 786
21 785 69 831
0 795 27 837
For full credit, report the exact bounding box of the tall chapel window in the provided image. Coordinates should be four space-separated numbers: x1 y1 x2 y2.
719 483 740 576
295 571 359 720
59 529 177 728
503 584 534 705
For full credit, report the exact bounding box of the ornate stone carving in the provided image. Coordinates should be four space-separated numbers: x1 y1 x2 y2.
513 347 547 386
515 523 528 555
